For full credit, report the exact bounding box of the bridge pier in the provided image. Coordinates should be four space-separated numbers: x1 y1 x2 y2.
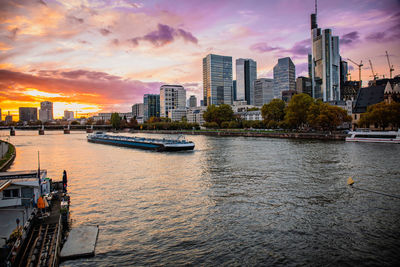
64 129 70 134
10 128 15 136
39 125 45 135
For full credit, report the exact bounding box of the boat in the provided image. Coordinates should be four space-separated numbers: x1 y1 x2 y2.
87 132 195 151
345 129 400 143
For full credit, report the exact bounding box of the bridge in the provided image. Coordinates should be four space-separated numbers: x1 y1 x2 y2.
0 125 112 136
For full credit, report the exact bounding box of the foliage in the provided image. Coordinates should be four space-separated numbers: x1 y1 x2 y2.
284 93 314 129
221 121 230 128
228 121 240 129
141 121 200 130
203 122 219 128
308 102 351 131
147 117 170 123
359 102 400 130
203 104 234 126
261 99 285 126
86 118 94 125
110 112 121 129
71 121 79 125
247 107 260 111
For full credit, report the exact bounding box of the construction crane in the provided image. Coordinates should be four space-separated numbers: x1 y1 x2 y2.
385 51 394 79
347 58 363 83
369 59 378 80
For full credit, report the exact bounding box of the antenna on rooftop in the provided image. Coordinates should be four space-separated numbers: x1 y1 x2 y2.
315 0 317 16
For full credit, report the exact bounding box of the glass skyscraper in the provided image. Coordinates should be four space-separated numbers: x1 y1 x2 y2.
143 94 160 122
254 78 274 106
203 54 233 106
310 11 341 101
236 58 257 105
273 57 296 99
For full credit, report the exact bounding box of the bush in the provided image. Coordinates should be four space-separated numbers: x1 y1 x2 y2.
228 121 240 129
203 122 219 129
221 121 230 128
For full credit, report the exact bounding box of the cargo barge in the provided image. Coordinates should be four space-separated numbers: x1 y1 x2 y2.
87 132 195 151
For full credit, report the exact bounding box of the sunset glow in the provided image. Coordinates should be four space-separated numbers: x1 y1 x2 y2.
0 0 399 120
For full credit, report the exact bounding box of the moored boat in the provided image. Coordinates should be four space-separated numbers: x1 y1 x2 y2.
345 129 400 143
87 132 195 151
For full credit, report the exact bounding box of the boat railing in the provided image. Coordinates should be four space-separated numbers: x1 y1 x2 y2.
90 134 192 144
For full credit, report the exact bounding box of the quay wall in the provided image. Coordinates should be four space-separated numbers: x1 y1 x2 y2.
130 130 346 141
0 142 16 171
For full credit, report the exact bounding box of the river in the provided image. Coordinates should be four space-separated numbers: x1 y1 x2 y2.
2 131 400 266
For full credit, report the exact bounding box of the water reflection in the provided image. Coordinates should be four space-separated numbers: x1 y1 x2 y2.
2 130 400 266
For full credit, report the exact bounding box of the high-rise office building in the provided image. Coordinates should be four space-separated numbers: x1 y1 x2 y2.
203 54 233 106
0 108 2 121
188 95 197 108
232 80 237 101
5 111 12 124
160 85 186 118
236 58 257 105
273 57 296 99
254 78 274 106
310 9 341 101
143 94 160 121
132 103 144 118
296 76 312 96
39 101 53 122
64 110 74 120
19 107 38 122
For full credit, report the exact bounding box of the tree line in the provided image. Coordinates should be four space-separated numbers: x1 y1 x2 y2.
203 93 352 131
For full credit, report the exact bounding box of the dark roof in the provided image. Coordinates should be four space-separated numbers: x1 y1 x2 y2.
353 85 385 113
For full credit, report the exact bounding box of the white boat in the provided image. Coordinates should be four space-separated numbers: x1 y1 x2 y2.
346 129 400 143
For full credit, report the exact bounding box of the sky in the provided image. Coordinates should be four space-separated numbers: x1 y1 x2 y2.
0 0 399 119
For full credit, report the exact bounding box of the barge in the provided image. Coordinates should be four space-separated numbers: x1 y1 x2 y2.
87 132 195 151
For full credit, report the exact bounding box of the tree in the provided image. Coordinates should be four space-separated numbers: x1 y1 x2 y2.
86 118 94 125
110 112 121 129
261 99 285 126
285 93 314 129
308 102 351 131
203 104 234 126
359 102 400 130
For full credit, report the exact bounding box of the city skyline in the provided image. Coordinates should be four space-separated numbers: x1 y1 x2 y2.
0 0 399 119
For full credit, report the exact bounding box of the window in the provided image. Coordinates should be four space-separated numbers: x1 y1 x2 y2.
3 189 20 198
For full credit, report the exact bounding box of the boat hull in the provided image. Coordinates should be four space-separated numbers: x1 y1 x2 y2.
87 137 195 151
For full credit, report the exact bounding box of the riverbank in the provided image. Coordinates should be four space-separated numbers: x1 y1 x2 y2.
130 129 347 141
0 141 16 171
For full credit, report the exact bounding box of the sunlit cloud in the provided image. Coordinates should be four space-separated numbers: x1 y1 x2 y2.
23 89 65 98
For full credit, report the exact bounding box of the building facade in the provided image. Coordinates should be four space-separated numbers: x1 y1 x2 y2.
187 107 207 125
5 112 12 124
236 58 257 105
254 78 274 106
203 54 233 106
160 85 186 118
143 94 160 122
232 80 237 101
296 76 312 96
19 107 37 122
63 110 74 120
310 12 341 101
273 57 295 99
0 108 2 121
39 101 53 122
132 103 144 118
188 95 197 108
168 109 187 122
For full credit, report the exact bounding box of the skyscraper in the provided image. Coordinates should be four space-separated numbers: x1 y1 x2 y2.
19 107 38 122
143 94 160 122
254 78 274 106
232 80 237 101
273 57 295 99
203 54 233 106
236 58 257 105
310 8 341 101
296 76 312 96
160 85 186 117
188 95 197 108
39 101 53 122
64 110 74 120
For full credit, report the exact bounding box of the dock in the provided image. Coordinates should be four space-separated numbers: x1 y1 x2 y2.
60 225 99 261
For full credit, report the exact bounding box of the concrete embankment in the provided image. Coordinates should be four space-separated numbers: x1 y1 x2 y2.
130 130 347 141
0 141 16 171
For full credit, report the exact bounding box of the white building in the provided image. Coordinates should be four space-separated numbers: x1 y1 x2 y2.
231 101 256 113
92 112 133 122
236 110 262 121
160 85 186 118
39 101 53 122
168 109 187 122
187 107 207 125
64 110 74 120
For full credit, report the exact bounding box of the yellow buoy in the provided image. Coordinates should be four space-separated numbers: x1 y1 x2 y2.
347 177 355 186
